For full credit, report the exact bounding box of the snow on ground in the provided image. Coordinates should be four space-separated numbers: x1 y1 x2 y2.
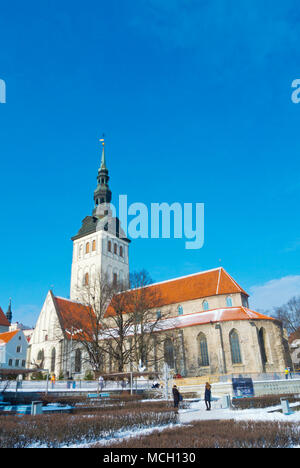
179 398 300 424
24 397 300 448
31 424 181 449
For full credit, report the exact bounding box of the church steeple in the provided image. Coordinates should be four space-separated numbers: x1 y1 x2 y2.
93 137 112 212
6 298 12 323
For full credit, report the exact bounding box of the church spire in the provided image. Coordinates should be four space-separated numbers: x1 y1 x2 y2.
100 138 107 170
93 136 112 213
6 298 12 323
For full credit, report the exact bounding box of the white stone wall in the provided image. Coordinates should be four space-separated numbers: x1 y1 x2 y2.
70 230 129 301
27 292 64 377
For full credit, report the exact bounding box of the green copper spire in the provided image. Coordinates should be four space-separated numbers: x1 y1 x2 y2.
6 298 12 323
93 136 112 212
100 143 107 170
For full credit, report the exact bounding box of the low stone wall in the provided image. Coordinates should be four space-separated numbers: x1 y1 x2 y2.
177 378 300 398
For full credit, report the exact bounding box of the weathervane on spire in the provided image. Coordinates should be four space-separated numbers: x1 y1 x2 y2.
99 133 105 148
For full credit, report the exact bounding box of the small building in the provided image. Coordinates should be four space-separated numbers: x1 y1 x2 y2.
0 329 29 371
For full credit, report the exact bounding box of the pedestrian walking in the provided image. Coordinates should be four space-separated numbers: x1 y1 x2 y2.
285 367 289 380
204 382 212 411
172 385 181 412
51 373 56 389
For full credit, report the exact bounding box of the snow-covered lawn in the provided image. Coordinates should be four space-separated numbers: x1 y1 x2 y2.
179 398 300 424
39 399 300 448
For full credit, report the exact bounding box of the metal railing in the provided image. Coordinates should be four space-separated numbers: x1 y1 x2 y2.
0 378 154 393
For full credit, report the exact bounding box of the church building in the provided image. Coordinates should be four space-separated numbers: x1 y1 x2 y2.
27 141 292 379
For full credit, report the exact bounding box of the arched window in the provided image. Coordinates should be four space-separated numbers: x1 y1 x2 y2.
226 296 233 307
203 300 209 311
74 349 82 373
156 310 161 319
230 329 242 364
84 272 89 286
108 240 112 252
114 243 118 254
37 349 44 366
198 333 209 367
119 245 123 257
92 240 96 251
178 305 183 315
258 328 268 365
86 242 90 254
164 338 175 369
50 347 56 373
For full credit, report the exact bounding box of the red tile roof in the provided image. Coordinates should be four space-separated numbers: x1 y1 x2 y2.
0 307 10 327
288 328 300 344
165 306 275 331
53 294 97 341
0 329 19 344
106 267 248 317
100 307 275 339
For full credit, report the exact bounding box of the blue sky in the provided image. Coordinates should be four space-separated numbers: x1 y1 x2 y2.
0 0 300 326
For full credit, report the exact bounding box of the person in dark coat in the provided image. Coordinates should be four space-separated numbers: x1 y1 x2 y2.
172 385 180 411
204 382 212 411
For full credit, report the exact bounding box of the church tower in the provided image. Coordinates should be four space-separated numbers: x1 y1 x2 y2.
70 139 130 301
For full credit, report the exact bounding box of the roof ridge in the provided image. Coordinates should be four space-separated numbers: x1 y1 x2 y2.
128 267 222 293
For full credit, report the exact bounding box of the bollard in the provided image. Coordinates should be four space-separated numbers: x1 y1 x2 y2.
280 398 293 415
221 394 231 409
31 401 43 415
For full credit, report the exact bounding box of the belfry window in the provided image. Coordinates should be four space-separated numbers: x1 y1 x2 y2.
113 272 117 286
86 243 90 254
92 240 96 251
203 300 209 311
178 305 183 315
108 240 111 252
119 245 123 257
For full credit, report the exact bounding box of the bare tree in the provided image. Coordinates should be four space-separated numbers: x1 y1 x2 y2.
69 273 117 373
72 269 177 374
271 296 300 335
128 270 174 372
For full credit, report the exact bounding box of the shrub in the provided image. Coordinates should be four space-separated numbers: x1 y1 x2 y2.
0 405 177 448
98 420 300 449
232 394 300 410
